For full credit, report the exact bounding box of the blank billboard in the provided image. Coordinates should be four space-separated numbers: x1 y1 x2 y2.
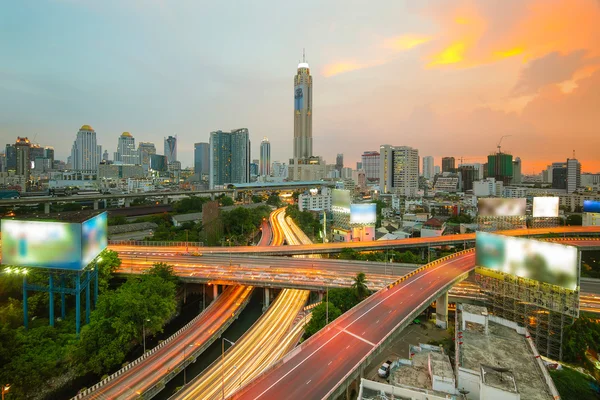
533 197 559 217
584 200 600 213
2 220 82 270
476 232 578 290
81 212 108 267
350 204 377 225
478 198 526 217
332 189 351 212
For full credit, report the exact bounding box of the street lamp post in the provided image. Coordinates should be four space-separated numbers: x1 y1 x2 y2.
183 344 194 385
185 229 189 252
142 318 150 353
2 384 10 400
326 287 329 325
221 337 236 399
228 238 232 266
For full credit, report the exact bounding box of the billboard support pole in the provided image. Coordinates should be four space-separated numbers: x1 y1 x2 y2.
85 270 91 325
49 274 55 328
75 273 81 336
23 276 28 330
94 263 99 307
60 275 66 320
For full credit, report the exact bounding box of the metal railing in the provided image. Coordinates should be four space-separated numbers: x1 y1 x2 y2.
109 240 204 248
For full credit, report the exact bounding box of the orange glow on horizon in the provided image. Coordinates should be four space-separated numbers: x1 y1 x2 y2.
383 34 432 51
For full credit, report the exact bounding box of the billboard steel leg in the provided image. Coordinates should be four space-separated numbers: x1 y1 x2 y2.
86 271 91 324
76 273 81 336
94 263 99 307
61 275 66 319
49 274 55 327
23 276 28 330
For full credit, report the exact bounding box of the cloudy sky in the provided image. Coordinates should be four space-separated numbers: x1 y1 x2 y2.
1 0 599 174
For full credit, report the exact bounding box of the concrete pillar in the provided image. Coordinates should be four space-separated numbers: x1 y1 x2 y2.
183 283 187 304
318 291 324 302
435 292 449 329
163 195 169 205
44 202 50 214
93 200 99 210
213 284 218 300
124 198 131 208
264 288 270 310
210 193 215 200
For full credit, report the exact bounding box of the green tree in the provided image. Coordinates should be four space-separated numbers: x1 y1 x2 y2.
147 262 178 284
97 250 122 294
352 272 370 300
550 368 600 400
266 193 281 207
219 196 235 207
327 288 359 313
339 248 357 260
566 214 582 226
305 302 341 338
251 195 264 203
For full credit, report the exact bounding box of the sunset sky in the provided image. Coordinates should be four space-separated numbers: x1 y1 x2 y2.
1 0 599 174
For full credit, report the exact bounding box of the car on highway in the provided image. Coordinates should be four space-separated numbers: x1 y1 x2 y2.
378 360 392 378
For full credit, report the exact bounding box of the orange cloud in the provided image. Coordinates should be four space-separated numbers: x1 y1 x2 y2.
383 34 432 51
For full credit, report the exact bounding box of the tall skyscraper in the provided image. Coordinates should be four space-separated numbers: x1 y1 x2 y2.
567 158 581 193
361 151 380 184
102 150 109 162
114 132 139 164
70 125 102 173
15 137 31 178
422 156 434 179
512 157 522 184
44 147 54 166
164 135 177 163
138 142 156 166
209 128 250 189
194 142 210 176
551 162 567 189
379 145 419 196
335 153 344 175
293 51 313 159
260 137 271 176
5 144 16 171
442 157 455 173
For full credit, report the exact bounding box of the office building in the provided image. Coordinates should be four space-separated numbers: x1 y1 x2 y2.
361 151 380 184
335 153 344 175
379 145 419 196
551 162 567 190
70 124 102 173
29 144 44 165
44 147 54 166
293 51 313 159
356 161 363 170
102 150 109 162
164 135 177 163
487 152 513 185
5 144 16 171
442 157 455 173
458 165 477 191
298 187 332 212
138 142 156 167
15 137 31 178
114 132 139 165
260 137 271 176
149 154 168 172
271 161 288 179
434 165 441 175
209 128 251 188
567 158 581 193
194 142 210 176
422 156 434 179
512 157 522 184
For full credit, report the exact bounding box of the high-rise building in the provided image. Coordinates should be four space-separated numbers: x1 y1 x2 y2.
293 51 313 159
458 165 477 192
512 157 522 184
150 154 168 172
70 125 102 173
44 147 54 166
114 132 139 165
487 153 513 185
551 162 567 189
29 144 44 165
434 165 441 175
5 144 16 171
422 156 434 179
442 157 455 173
379 145 419 196
361 151 380 184
567 158 581 193
209 128 250 189
194 142 210 176
102 150 109 162
164 135 177 163
138 142 156 166
335 154 344 175
15 137 31 178
356 161 363 170
260 137 271 176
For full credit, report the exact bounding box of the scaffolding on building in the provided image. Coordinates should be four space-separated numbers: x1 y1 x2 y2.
476 216 527 232
474 268 579 360
529 217 561 229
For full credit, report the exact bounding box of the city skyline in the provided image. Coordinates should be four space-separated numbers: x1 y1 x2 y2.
1 1 599 173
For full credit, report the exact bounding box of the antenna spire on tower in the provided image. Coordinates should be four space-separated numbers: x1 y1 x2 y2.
303 48 305 63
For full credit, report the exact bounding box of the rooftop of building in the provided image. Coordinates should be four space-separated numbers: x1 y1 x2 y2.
462 304 489 316
461 318 554 400
121 132 133 137
423 218 444 228
391 344 453 396
480 364 518 394
80 124 93 131
2 210 105 223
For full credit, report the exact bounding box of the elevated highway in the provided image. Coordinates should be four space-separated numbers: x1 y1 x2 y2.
231 236 600 400
110 226 600 256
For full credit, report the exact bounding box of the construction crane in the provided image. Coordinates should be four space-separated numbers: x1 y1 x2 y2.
497 135 512 154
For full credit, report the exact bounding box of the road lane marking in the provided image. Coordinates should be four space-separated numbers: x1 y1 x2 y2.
306 380 311 385
340 328 376 347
